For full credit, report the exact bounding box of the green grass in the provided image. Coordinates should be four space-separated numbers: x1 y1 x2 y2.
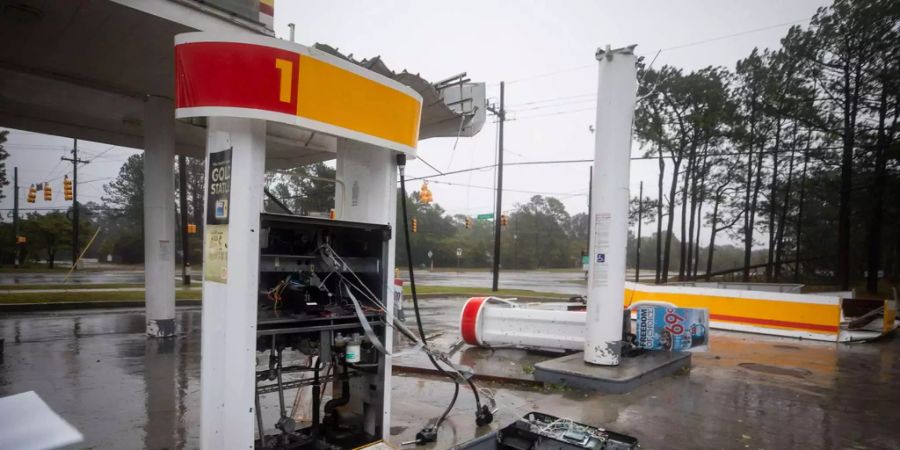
0 283 147 291
0 290 201 304
402 284 568 299
0 266 105 273
423 267 583 273
0 283 201 292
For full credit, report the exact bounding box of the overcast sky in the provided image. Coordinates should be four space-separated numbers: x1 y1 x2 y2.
2 0 831 244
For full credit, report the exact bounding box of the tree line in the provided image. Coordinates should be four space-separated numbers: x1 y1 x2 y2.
634 0 899 292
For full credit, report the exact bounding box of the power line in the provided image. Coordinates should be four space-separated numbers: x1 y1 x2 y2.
511 106 595 121
88 144 118 163
415 156 444 175
495 17 812 87
508 97 596 113
422 178 587 197
78 177 114 184
650 18 811 54
406 145 842 182
505 92 596 108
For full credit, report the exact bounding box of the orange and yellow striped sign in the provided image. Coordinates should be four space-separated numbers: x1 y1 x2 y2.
175 33 422 154
624 282 843 340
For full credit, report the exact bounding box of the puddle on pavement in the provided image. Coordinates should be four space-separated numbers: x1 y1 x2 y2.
738 362 812 378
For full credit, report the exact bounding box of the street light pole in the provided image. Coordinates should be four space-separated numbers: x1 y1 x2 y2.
12 167 19 267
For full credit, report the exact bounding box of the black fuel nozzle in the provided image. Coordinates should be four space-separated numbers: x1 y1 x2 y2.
475 404 494 427
415 425 438 444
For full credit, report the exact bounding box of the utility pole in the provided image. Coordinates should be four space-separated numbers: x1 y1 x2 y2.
635 181 643 282
12 167 19 267
178 155 192 285
486 82 505 291
61 139 88 268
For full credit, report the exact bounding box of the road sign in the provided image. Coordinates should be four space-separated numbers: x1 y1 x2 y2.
476 213 494 220
456 248 462 257
427 250 433 259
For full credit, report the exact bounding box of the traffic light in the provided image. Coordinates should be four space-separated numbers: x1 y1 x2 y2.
186 224 197 234
464 217 472 229
411 218 418 233
419 182 433 204
43 182 52 201
27 184 36 203
500 214 509 226
63 175 73 201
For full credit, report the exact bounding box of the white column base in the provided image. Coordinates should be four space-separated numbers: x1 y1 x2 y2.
144 96 176 338
200 117 266 450
336 141 397 437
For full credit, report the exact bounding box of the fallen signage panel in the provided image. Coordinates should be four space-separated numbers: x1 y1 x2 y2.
624 282 897 342
460 286 898 349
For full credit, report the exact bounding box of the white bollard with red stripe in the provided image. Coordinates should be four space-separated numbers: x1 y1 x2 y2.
459 297 587 351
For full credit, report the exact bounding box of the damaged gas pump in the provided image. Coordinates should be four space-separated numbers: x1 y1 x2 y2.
254 214 394 449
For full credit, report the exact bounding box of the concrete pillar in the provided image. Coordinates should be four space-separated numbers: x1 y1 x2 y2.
200 117 266 450
335 140 398 437
584 47 638 366
144 96 176 337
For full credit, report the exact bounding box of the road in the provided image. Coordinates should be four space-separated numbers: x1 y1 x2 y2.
405 270 587 295
0 268 588 294
0 269 199 285
0 268 672 298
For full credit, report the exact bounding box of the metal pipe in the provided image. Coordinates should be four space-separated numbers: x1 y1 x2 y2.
288 23 295 42
255 386 267 448
275 341 286 418
311 359 322 438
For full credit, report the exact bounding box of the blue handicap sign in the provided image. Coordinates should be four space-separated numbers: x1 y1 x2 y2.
596 253 605 263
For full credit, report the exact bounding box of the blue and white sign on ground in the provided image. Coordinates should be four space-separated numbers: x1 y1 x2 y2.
635 306 709 352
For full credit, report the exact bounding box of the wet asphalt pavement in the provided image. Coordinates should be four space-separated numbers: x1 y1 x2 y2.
1 302 898 449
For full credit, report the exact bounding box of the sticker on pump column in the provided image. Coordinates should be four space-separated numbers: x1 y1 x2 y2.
214 200 229 219
592 212 611 286
203 224 228 283
206 148 232 225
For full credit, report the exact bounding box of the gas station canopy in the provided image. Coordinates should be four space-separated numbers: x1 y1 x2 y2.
0 0 485 167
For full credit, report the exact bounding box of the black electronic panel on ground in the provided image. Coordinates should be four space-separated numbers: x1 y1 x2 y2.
456 412 638 450
254 213 392 449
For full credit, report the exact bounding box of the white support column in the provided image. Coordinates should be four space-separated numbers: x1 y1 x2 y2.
584 47 638 366
144 96 176 337
335 140 398 437
200 117 266 450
